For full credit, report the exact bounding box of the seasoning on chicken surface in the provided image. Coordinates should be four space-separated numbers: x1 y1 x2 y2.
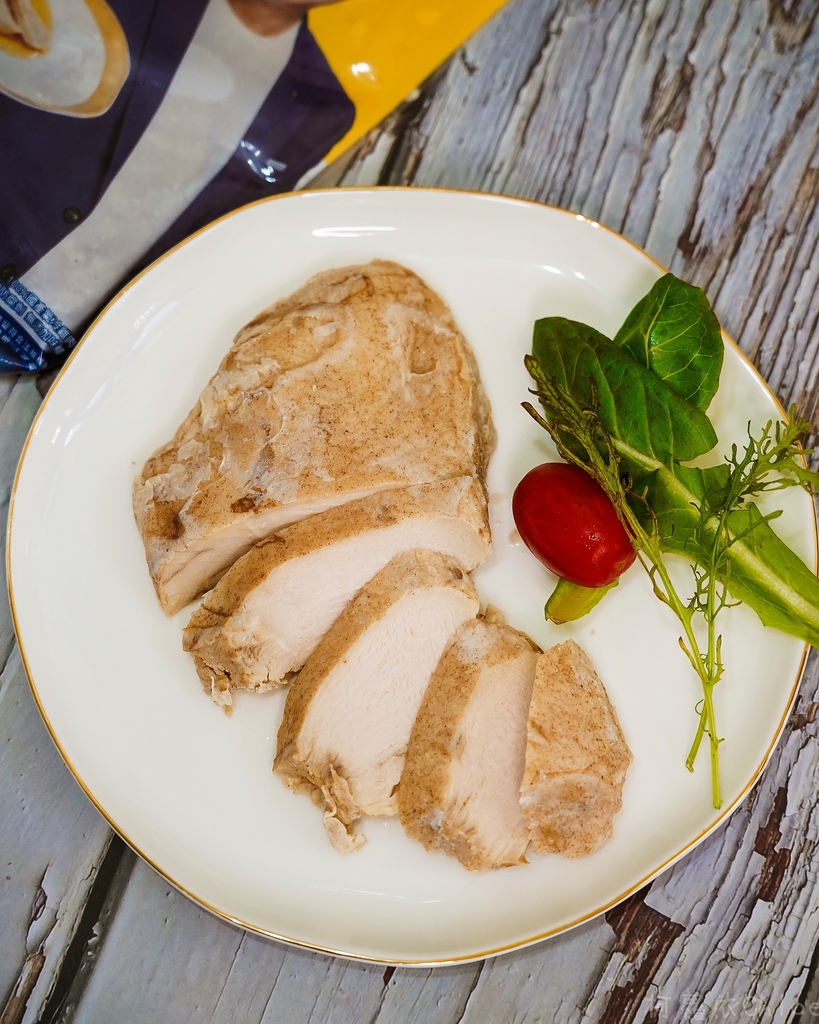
399 618 540 870
521 640 632 857
274 550 480 852
133 261 493 615
183 476 490 710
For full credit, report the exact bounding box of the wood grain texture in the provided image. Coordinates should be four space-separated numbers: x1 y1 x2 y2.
344 0 819 424
0 378 115 1024
54 858 484 1024
2 0 819 1021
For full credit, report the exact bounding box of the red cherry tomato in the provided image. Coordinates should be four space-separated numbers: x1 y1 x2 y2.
512 463 636 587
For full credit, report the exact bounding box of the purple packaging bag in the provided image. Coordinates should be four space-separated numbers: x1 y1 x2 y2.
0 0 354 372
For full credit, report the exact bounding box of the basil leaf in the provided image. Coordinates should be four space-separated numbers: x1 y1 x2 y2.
532 317 718 470
613 274 724 411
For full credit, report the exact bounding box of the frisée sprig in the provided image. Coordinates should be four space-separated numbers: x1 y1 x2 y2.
683 415 819 773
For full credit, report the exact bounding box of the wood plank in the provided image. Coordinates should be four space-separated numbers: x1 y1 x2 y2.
60 858 415 1024
368 0 819 418
633 651 819 1022
0 378 116 1024
2 0 819 1020
335 0 819 1019
59 856 621 1024
0 377 40 667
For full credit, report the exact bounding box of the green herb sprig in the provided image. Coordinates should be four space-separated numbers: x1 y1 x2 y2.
684 416 819 779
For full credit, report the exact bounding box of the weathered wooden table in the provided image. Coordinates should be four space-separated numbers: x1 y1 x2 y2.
3 0 819 1020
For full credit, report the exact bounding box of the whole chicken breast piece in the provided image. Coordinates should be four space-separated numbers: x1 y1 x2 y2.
183 475 490 710
521 640 632 858
398 619 540 871
274 550 480 852
134 261 494 615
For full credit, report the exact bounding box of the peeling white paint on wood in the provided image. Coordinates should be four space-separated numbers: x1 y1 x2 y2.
2 0 819 1021
0 382 114 1024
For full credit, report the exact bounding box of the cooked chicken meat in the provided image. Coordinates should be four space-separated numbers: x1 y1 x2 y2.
183 476 490 710
134 261 494 614
398 619 540 870
274 550 480 852
521 640 631 857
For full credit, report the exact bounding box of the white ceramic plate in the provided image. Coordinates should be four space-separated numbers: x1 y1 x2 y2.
8 188 815 964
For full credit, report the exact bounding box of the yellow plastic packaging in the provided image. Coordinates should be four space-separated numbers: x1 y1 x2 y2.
310 0 510 165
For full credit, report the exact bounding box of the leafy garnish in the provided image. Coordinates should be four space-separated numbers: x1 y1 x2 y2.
523 274 819 809
532 317 718 471
613 273 724 410
648 461 819 645
680 416 819 776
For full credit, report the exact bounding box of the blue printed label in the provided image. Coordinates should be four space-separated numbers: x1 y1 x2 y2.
0 279 76 371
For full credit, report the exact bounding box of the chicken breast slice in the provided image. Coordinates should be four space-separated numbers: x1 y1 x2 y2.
183 475 490 710
274 550 480 852
521 640 632 858
398 619 540 870
134 261 494 615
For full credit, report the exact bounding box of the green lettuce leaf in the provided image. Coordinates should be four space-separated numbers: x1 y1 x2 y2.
532 316 718 471
645 462 819 644
613 274 724 411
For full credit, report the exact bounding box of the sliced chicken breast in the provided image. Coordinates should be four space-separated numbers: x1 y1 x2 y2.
134 261 494 615
183 475 490 710
398 619 540 870
274 550 480 852
521 640 631 858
